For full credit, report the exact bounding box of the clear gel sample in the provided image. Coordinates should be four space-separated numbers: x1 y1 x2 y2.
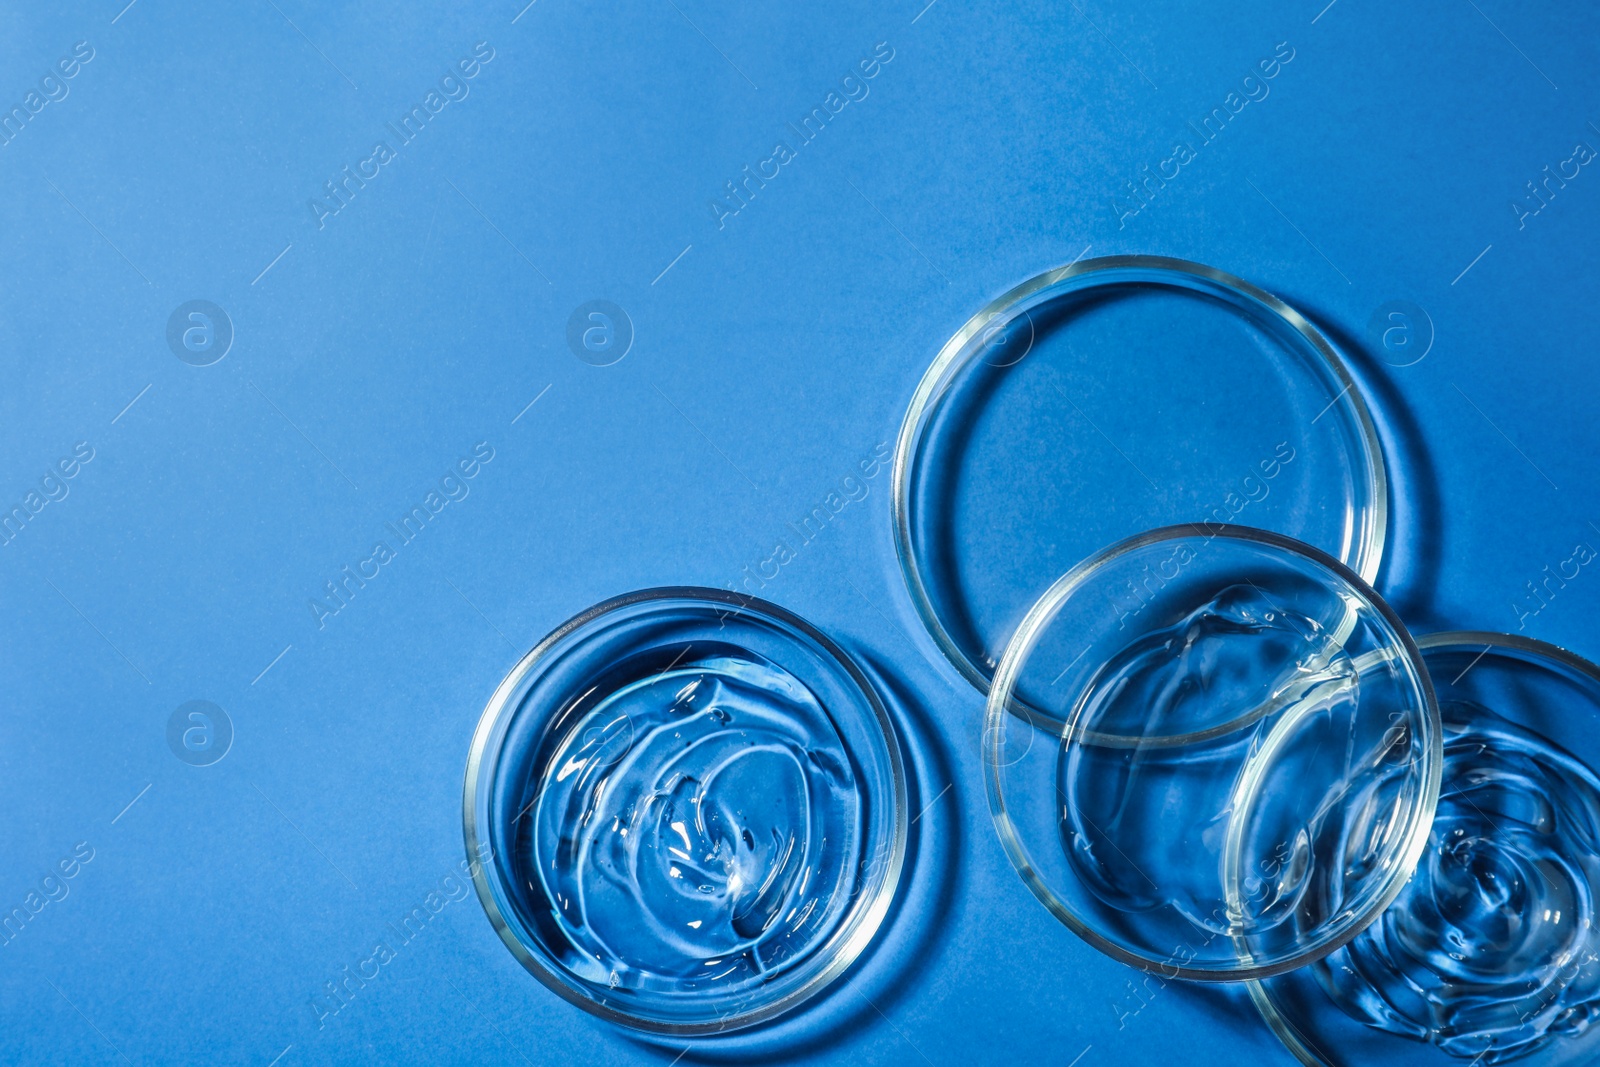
1316 703 1600 1062
1253 634 1600 1067
1060 585 1366 938
464 590 905 1034
526 657 860 994
985 527 1439 980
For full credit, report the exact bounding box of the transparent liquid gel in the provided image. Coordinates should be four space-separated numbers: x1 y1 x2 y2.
1312 702 1600 1063
1058 585 1416 956
521 654 861 996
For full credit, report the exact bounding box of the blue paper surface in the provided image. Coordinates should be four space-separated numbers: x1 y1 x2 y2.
2 0 1597 1063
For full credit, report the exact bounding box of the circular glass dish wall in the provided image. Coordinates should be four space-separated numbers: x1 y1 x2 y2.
463 589 907 1034
892 256 1387 695
983 526 1440 981
1252 632 1600 1066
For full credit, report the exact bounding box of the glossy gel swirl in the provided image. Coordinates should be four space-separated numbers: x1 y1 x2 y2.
1314 702 1600 1062
526 655 860 996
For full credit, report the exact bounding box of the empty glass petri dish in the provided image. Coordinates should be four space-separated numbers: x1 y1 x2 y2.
463 589 907 1034
892 256 1387 697
983 525 1440 980
1252 632 1600 1066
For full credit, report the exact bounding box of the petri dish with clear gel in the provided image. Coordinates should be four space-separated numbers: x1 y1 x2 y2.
1253 633 1600 1067
462 588 907 1034
893 255 1387 698
984 525 1440 980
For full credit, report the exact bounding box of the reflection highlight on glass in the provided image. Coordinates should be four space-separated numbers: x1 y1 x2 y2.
1255 634 1600 1066
1311 703 1600 1063
463 589 906 1034
985 526 1440 980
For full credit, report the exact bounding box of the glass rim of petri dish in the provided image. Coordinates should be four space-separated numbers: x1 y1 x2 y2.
1247 630 1600 1067
462 586 909 1036
983 523 1441 982
891 254 1389 705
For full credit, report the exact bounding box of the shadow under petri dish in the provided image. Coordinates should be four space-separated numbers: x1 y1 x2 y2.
463 589 906 1035
896 257 1385 696
1253 634 1600 1067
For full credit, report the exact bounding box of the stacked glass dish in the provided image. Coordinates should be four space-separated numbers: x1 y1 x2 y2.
900 257 1600 1066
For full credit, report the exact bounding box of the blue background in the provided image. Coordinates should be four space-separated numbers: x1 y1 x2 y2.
1 0 1596 1063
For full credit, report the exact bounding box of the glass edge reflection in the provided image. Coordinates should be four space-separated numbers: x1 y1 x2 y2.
892 254 1390 703
461 586 910 1036
1246 630 1600 1066
981 524 1439 981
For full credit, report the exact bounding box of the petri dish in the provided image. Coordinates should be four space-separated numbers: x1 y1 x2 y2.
892 255 1387 698
983 525 1440 980
462 588 907 1034
1253 632 1600 1066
